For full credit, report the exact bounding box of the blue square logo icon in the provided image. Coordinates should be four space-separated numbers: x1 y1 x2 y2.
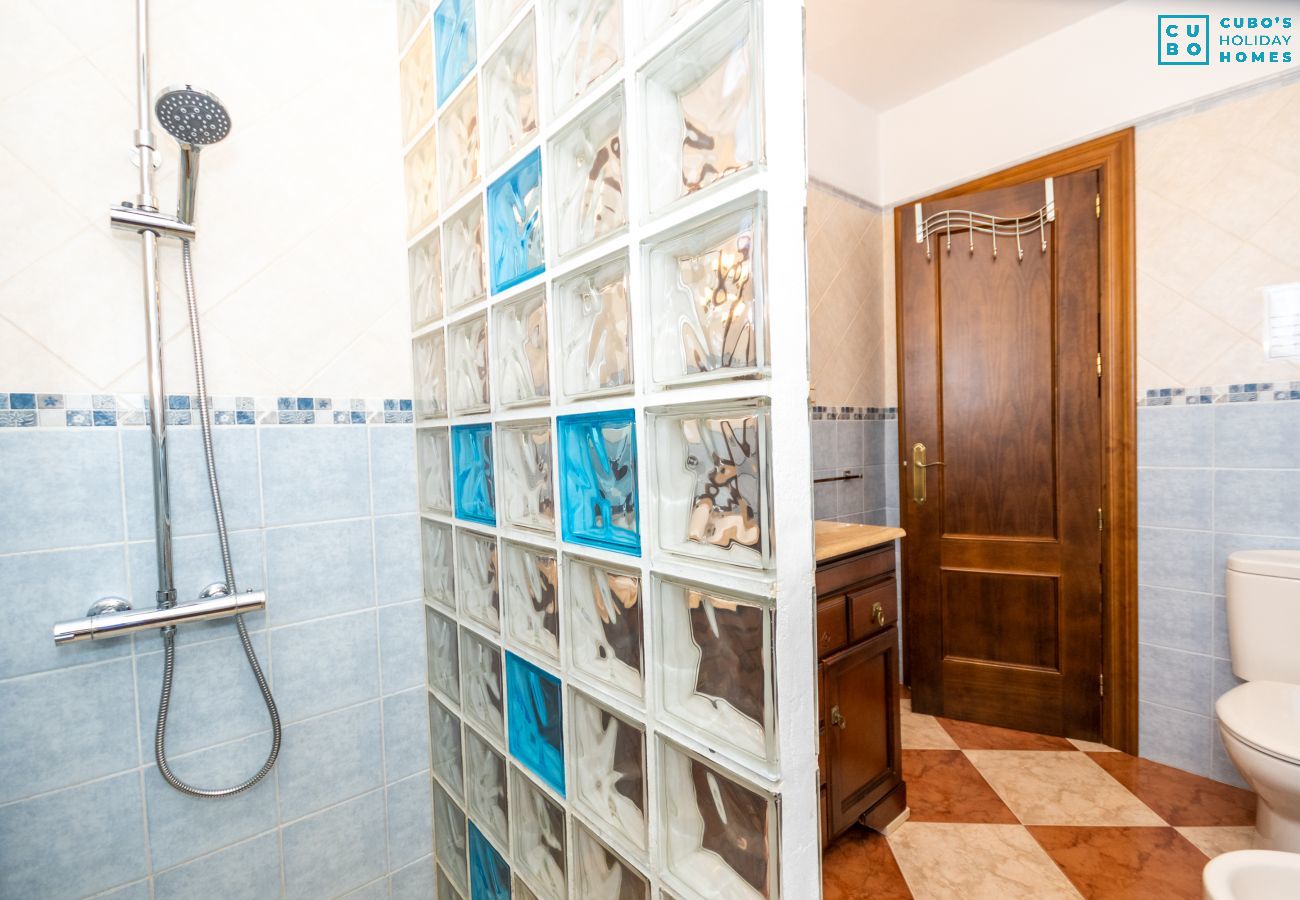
1158 15 1210 65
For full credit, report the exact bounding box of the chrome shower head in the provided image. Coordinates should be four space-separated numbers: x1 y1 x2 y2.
154 85 231 225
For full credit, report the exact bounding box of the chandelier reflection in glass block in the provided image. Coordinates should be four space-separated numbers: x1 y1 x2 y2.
460 626 505 744
510 767 568 900
456 527 500 632
429 692 466 798
464 725 509 846
488 148 546 294
502 539 560 661
412 329 448 420
554 251 633 401
433 780 469 894
483 13 538 170
568 688 647 854
549 86 627 259
449 311 490 414
409 228 444 329
434 0 477 106
452 423 495 525
557 409 639 555
506 652 565 795
550 0 622 117
565 555 643 702
445 196 488 311
493 287 550 407
426 605 462 705
417 426 452 515
572 819 649 900
421 519 455 610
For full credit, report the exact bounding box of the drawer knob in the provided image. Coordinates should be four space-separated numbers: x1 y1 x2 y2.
872 601 886 627
830 705 847 730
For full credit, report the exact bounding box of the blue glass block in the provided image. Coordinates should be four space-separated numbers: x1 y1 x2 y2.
453 423 496 526
468 822 510 900
505 652 565 796
557 409 639 555
435 0 477 106
487 148 545 294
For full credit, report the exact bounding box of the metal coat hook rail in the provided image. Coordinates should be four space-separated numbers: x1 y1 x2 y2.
914 178 1055 262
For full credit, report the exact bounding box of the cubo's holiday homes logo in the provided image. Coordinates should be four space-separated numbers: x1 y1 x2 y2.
1158 15 1210 64
1159 13 1293 66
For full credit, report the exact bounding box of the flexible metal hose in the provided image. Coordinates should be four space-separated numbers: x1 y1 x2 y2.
153 239 281 797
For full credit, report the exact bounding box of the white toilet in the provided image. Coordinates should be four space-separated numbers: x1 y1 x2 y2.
1217 550 1300 852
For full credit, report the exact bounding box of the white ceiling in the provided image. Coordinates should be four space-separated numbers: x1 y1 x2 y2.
806 0 1123 111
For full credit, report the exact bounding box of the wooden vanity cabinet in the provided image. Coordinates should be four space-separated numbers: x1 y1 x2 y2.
817 542 906 845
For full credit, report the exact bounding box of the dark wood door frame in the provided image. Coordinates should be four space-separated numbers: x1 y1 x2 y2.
893 130 1137 754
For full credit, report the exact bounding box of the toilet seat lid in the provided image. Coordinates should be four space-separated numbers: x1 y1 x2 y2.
1217 681 1300 765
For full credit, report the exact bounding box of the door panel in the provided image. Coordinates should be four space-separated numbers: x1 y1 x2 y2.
940 571 1060 670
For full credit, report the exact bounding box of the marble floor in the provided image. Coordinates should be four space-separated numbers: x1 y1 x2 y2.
823 689 1259 899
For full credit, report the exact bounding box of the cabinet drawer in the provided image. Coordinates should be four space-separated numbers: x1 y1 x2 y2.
850 577 898 643
816 546 894 596
817 595 849 657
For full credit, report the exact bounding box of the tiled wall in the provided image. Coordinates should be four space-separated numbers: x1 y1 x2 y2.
811 412 898 528
0 421 432 898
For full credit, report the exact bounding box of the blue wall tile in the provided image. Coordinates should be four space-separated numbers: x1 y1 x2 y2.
391 857 436 899
282 790 388 900
505 652 565 796
124 427 263 539
1214 469 1300 537
1211 656 1244 706
277 702 384 821
271 610 380 722
1139 643 1212 714
1212 594 1231 660
371 426 418 515
1139 700 1212 778
375 514 423 602
343 878 391 899
1138 406 1213 467
387 772 435 868
1212 726 1250 789
153 832 280 900
1138 467 1213 529
0 430 123 552
265 519 376 625
260 427 372 526
1214 402 1300 469
810 420 835 471
380 600 428 694
1212 532 1300 594
1138 526 1213 592
1138 585 1212 654
97 879 152 899
383 689 431 781
835 421 865 470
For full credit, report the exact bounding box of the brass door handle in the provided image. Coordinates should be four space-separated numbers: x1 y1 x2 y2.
911 442 944 504
872 601 886 627
830 705 847 730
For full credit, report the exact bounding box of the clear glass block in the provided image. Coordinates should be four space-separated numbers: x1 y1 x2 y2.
496 420 555 534
452 423 496 525
400 27 436 144
510 768 568 900
641 0 760 215
487 148 545 294
438 866 466 900
568 689 647 854
438 77 480 205
412 329 448 420
654 575 776 770
502 539 559 661
643 195 768 387
572 820 649 900
445 197 487 311
429 692 465 798
434 0 477 106
554 251 633 401
456 528 500 631
409 228 444 329
468 821 510 900
433 780 470 895
493 287 550 407
550 0 622 118
483 13 538 170
513 876 541 900
557 409 639 555
480 0 528 45
426 605 462 705
640 0 704 42
421 519 456 610
417 426 453 515
449 312 490 414
549 86 627 259
396 0 428 50
505 652 565 795
403 126 439 237
648 400 772 569
460 627 505 743
658 737 777 900
464 726 509 847
565 555 642 702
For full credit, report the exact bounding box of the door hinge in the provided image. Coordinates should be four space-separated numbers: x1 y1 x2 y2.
1098 507 1104 531
1096 193 1101 219
1096 352 1102 378
1099 673 1105 696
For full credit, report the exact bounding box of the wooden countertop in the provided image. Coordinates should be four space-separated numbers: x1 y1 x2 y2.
814 521 905 563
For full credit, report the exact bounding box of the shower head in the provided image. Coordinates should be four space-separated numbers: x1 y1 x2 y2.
154 85 231 225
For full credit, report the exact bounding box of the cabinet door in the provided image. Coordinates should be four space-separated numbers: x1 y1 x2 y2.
823 626 901 839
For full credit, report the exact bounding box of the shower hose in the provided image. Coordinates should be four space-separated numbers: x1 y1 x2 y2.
154 239 282 798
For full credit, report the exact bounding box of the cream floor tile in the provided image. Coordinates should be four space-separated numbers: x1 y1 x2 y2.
902 708 959 750
1176 825 1257 858
965 750 1165 826
1067 738 1118 753
888 822 1082 899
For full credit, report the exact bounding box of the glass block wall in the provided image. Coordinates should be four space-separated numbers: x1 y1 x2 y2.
398 0 817 896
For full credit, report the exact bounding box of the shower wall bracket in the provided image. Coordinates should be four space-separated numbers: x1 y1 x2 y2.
110 203 196 242
52 588 267 645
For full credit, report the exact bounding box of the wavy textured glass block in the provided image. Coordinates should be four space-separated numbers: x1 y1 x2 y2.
645 196 767 386
460 628 505 742
426 606 462 704
510 768 567 900
434 0 477 106
396 0 428 50
439 866 466 900
404 126 439 236
655 576 776 769
400 27 436 144
429 693 465 798
480 0 528 44
557 409 639 555
649 400 772 569
502 539 559 660
506 652 565 795
422 519 456 610
417 427 453 515
456 528 500 631
483 14 538 169
573 820 649 900
550 0 622 117
445 197 487 310
555 252 632 400
659 737 777 900
469 822 510 900
433 781 470 894
409 229 444 329
569 689 647 853
493 288 550 407
449 312 490 414
464 726 509 847
438 78 480 205
487 148 545 294
496 420 555 534
641 0 704 41
413 329 448 420
550 87 627 259
642 0 760 214
452 424 496 525
566 556 642 701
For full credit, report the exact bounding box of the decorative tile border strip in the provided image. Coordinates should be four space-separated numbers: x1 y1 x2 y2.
0 393 415 427
1139 382 1300 407
811 405 897 421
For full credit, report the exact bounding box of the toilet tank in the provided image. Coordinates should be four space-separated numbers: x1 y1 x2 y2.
1226 550 1300 683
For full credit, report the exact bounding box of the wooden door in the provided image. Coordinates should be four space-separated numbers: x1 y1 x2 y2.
898 170 1103 740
